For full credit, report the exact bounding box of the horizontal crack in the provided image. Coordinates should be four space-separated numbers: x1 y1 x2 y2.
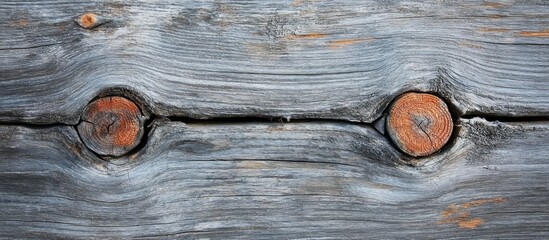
165 115 372 126
461 114 549 122
0 114 547 129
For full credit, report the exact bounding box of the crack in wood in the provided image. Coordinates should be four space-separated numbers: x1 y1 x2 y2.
414 117 436 152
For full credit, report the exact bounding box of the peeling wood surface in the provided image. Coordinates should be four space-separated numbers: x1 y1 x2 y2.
0 0 549 124
1 1 549 239
0 119 548 238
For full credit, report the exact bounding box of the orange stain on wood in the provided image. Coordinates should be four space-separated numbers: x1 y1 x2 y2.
437 197 507 230
458 41 483 49
8 19 28 28
458 218 485 229
328 38 374 49
290 0 315 7
16 19 28 27
128 152 140 161
441 204 459 217
482 2 506 8
478 28 509 33
238 161 267 169
519 29 549 37
286 33 328 40
290 0 304 6
80 13 97 29
488 14 505 19
461 197 507 208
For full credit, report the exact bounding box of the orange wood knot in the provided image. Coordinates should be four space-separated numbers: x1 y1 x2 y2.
75 13 107 29
79 13 97 29
77 96 145 157
386 92 453 157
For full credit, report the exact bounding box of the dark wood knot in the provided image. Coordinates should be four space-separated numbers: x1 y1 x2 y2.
386 92 453 157
77 96 145 157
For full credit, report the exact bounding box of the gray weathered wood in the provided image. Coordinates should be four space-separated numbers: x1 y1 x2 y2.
0 118 547 239
1 1 548 238
1 0 549 124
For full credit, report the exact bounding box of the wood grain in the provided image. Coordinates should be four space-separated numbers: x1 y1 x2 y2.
1 1 548 238
0 1 548 124
0 118 547 238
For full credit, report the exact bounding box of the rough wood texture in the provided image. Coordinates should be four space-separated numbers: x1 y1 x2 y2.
386 92 453 157
1 1 548 239
0 118 547 239
1 1 549 124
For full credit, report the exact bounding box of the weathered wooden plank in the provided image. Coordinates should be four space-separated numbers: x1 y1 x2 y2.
0 118 547 238
1 1 548 124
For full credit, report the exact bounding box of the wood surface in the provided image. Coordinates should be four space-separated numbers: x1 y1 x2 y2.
0 0 548 124
0 0 548 239
0 118 548 239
